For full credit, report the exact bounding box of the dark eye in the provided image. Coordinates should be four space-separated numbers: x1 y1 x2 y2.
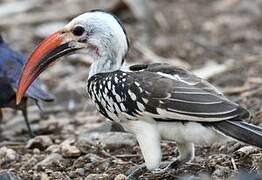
72 26 85 36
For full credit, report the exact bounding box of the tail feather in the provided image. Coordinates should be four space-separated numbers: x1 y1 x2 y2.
213 120 262 148
240 121 262 132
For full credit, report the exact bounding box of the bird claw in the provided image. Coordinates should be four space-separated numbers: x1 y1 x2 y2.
151 160 181 174
151 168 165 174
126 160 181 179
165 159 181 169
126 164 147 180
28 131 36 138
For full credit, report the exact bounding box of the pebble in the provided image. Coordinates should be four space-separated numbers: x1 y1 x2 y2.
114 174 127 180
75 168 85 176
212 165 229 177
77 132 136 149
62 144 81 158
33 148 40 154
36 153 63 169
26 135 53 151
46 144 61 153
73 153 103 168
0 146 17 165
60 138 81 158
235 146 259 157
84 174 109 180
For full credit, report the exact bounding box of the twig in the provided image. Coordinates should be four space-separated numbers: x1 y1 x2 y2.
115 154 139 158
222 85 254 95
193 60 233 80
231 157 238 171
100 149 132 165
247 77 262 84
0 141 25 148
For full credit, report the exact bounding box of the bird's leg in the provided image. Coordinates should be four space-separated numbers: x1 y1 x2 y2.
124 121 162 180
161 142 195 172
35 100 48 119
0 109 3 122
20 100 35 138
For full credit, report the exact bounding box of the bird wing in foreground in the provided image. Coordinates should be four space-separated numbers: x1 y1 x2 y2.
0 40 54 101
122 63 250 122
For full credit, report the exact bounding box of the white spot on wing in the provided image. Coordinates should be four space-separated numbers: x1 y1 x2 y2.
120 103 126 111
138 87 143 92
142 98 149 103
114 103 121 113
95 104 100 111
107 81 112 89
115 93 122 102
114 77 118 83
104 88 108 94
128 89 137 101
137 102 145 111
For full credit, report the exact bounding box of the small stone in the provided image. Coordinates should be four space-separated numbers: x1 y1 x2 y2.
77 132 136 149
212 165 229 178
84 174 109 180
40 173 49 180
46 144 61 153
75 168 85 176
0 147 17 165
26 135 53 151
73 153 103 168
33 148 40 154
62 144 81 158
235 146 259 158
36 153 63 169
114 174 127 180
61 138 81 158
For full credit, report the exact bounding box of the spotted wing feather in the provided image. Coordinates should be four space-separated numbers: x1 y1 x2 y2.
126 63 250 122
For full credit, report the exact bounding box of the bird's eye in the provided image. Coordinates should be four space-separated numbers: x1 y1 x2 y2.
72 26 85 36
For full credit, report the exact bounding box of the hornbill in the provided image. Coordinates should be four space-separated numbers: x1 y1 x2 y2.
16 10 262 178
0 34 54 137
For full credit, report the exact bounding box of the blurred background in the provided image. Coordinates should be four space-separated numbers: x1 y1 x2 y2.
0 0 262 179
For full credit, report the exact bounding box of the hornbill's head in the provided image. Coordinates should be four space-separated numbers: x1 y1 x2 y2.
16 10 129 104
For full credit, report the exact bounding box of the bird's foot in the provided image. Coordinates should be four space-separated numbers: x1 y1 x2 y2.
126 164 147 180
164 159 182 169
154 159 182 174
27 127 36 138
126 160 181 179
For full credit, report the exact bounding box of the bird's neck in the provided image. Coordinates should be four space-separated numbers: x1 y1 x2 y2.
88 56 123 78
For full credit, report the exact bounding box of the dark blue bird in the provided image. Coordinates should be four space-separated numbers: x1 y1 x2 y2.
0 34 54 137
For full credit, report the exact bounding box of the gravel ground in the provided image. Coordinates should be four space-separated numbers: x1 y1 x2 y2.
0 0 262 179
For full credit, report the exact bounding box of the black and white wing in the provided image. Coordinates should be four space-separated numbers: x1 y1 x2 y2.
124 63 250 122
